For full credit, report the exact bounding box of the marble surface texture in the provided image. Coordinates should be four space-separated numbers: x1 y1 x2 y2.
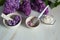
0 5 60 40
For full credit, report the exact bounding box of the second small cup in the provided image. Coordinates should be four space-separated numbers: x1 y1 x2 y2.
25 16 40 29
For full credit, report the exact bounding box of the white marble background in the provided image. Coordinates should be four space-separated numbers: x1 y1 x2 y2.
0 5 60 40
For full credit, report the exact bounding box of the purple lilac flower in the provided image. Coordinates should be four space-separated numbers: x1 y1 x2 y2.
6 15 21 26
30 0 49 15
19 0 31 16
3 0 20 15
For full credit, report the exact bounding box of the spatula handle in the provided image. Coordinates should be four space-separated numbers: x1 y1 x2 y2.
38 5 49 19
1 13 13 20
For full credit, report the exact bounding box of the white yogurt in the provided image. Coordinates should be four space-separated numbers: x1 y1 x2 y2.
41 15 55 25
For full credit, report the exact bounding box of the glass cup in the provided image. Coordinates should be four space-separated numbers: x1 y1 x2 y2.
41 15 56 25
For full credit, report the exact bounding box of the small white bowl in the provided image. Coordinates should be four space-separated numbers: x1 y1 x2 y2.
3 12 22 29
25 16 40 29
